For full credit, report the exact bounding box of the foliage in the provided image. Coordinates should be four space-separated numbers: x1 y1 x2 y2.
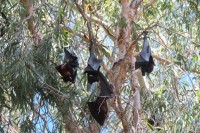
0 0 199 132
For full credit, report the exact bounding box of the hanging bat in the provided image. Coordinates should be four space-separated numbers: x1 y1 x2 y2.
84 47 102 84
135 31 155 76
88 97 108 126
87 71 114 125
55 48 79 83
148 114 156 127
147 114 161 131
98 72 114 98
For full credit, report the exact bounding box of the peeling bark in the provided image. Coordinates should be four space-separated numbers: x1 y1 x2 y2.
109 0 141 132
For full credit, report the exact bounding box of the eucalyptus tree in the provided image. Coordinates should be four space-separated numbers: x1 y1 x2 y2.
0 0 199 132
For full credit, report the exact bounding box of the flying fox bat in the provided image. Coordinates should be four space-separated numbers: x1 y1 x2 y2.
88 97 108 126
98 72 114 98
147 114 161 131
55 48 79 83
135 31 155 76
84 47 102 84
87 72 114 125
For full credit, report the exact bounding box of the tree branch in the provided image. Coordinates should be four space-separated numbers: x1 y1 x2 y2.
153 55 200 74
90 17 116 41
74 0 95 45
20 0 42 45
145 0 158 9
130 0 143 9
159 24 200 46
41 17 90 43
60 24 90 42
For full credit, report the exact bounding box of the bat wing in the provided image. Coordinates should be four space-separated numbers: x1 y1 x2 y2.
135 56 148 69
140 34 150 62
55 65 63 74
88 97 108 126
88 48 101 72
98 72 114 98
146 55 155 74
135 32 155 76
149 55 155 65
64 48 78 65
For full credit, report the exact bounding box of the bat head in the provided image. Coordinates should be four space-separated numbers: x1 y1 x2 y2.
84 65 99 84
84 47 102 84
135 56 154 76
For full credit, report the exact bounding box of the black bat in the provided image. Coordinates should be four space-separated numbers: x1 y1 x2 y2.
98 72 114 98
87 71 114 125
148 114 156 126
147 114 161 131
84 65 99 84
55 48 79 83
135 31 155 76
63 48 79 67
88 97 108 126
84 47 102 84
146 55 154 74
